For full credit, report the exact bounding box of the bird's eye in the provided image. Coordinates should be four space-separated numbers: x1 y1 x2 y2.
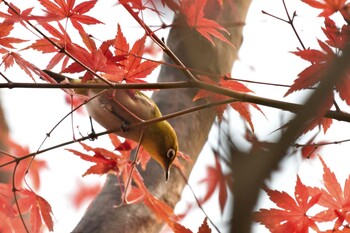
167 149 176 160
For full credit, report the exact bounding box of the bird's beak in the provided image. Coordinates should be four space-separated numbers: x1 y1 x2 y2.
165 161 170 182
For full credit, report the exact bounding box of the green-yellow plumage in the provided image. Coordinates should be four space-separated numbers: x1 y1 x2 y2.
44 70 178 181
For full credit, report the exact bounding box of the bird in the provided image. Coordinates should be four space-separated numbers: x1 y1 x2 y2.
43 70 178 181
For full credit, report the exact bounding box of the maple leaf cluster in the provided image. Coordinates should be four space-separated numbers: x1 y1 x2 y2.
0 137 53 233
0 0 239 231
194 74 262 132
285 0 350 134
254 157 350 232
253 2 350 231
0 1 161 85
67 134 212 232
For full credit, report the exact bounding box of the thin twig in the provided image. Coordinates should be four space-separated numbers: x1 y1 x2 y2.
123 128 145 204
0 98 237 168
122 3 198 82
282 0 306 50
294 138 350 147
12 161 30 233
177 167 221 233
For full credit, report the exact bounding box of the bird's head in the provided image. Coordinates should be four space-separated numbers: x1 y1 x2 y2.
142 121 178 181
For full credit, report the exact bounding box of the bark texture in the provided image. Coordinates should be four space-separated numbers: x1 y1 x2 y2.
73 1 252 232
0 96 10 183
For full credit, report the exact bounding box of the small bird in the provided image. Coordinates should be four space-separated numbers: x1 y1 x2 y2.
43 70 178 181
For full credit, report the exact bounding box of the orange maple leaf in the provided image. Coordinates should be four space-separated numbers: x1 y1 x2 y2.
0 184 15 218
0 22 27 50
302 0 347 17
299 136 327 159
322 17 350 49
198 153 232 214
194 75 262 132
309 157 350 229
27 22 73 70
253 176 321 232
285 39 336 97
198 217 211 233
67 142 129 176
0 138 48 190
37 0 103 33
62 33 123 82
172 217 211 233
71 181 102 208
64 93 86 115
180 0 234 47
125 166 178 226
16 189 54 232
2 52 54 82
0 3 35 25
108 24 159 83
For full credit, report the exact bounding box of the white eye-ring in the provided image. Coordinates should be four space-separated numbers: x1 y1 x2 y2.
167 149 176 160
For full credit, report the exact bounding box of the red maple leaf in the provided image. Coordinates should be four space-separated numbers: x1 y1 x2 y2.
253 176 321 233
119 0 147 11
172 217 211 233
0 138 48 190
65 93 86 115
67 142 129 176
322 17 350 49
128 167 178 226
110 134 151 171
71 181 101 208
62 32 123 82
0 184 15 218
27 22 73 70
310 157 350 229
2 52 55 82
0 22 26 50
107 24 159 83
173 222 193 233
194 75 262 132
198 217 211 233
337 73 350 106
180 0 234 47
340 3 350 22
302 0 347 17
0 3 37 26
160 0 181 11
287 17 350 114
16 189 54 232
285 39 336 97
299 136 327 159
198 153 232 214
37 0 103 33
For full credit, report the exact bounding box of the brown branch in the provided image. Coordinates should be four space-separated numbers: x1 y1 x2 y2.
1 81 349 123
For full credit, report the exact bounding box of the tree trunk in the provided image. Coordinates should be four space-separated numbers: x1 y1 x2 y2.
73 1 252 232
0 96 10 183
